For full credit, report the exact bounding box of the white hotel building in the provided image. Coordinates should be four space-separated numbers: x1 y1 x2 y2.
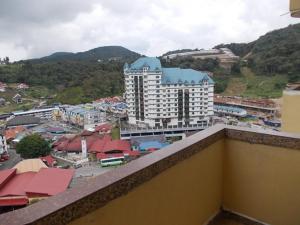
124 57 214 129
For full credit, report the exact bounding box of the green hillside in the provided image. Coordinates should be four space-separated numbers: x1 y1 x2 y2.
215 23 300 82
0 23 299 106
0 46 141 104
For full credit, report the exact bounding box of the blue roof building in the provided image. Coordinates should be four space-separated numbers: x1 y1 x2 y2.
124 57 214 129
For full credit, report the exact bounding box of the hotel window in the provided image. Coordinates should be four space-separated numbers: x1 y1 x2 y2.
156 76 160 78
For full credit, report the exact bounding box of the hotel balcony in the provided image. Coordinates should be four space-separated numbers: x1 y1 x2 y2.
2 125 300 225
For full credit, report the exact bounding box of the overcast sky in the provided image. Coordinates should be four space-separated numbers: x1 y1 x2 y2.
0 0 298 61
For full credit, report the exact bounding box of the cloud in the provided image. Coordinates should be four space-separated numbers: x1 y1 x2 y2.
0 0 297 61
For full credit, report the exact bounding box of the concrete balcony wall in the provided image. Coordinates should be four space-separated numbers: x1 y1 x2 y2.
223 139 300 225
290 0 300 17
70 139 224 225
2 125 300 225
282 90 300 133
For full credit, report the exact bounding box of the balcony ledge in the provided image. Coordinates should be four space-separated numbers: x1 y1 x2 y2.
1 124 300 225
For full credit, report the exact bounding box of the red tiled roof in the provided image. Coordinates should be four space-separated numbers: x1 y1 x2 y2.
89 135 111 153
5 126 26 140
123 150 140 156
0 168 74 206
102 140 131 152
24 168 74 196
40 155 56 167
96 150 140 160
55 133 101 152
55 133 131 154
96 153 124 160
0 169 16 189
81 130 94 136
0 197 28 206
0 172 36 197
95 123 112 132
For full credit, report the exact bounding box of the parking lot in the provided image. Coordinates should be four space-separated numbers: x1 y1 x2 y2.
0 148 21 170
74 162 112 178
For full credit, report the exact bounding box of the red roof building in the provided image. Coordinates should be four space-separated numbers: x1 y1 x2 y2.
40 155 56 167
0 167 74 207
54 131 138 161
54 132 101 152
24 168 74 197
102 140 131 153
94 123 112 133
4 126 26 142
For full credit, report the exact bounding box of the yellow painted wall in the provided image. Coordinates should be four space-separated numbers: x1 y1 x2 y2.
290 0 300 17
282 90 300 133
223 139 300 225
70 140 224 225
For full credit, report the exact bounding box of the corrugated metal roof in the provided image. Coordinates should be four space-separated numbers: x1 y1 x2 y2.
6 116 40 127
24 168 74 196
0 169 16 189
214 105 247 114
139 141 169 151
0 172 36 197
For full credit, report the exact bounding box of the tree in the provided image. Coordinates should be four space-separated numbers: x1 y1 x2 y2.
16 134 51 159
4 56 9 65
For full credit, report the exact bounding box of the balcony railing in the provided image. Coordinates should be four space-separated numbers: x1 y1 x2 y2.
2 125 300 225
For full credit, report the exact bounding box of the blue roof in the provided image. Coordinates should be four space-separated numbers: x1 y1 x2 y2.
125 57 214 85
214 105 246 114
162 68 214 85
126 57 162 71
139 141 169 151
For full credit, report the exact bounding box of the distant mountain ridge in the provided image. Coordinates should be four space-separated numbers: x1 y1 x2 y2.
30 46 141 63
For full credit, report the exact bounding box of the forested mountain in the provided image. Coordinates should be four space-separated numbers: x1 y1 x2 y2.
0 46 141 104
215 23 300 81
0 24 299 105
30 46 141 63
